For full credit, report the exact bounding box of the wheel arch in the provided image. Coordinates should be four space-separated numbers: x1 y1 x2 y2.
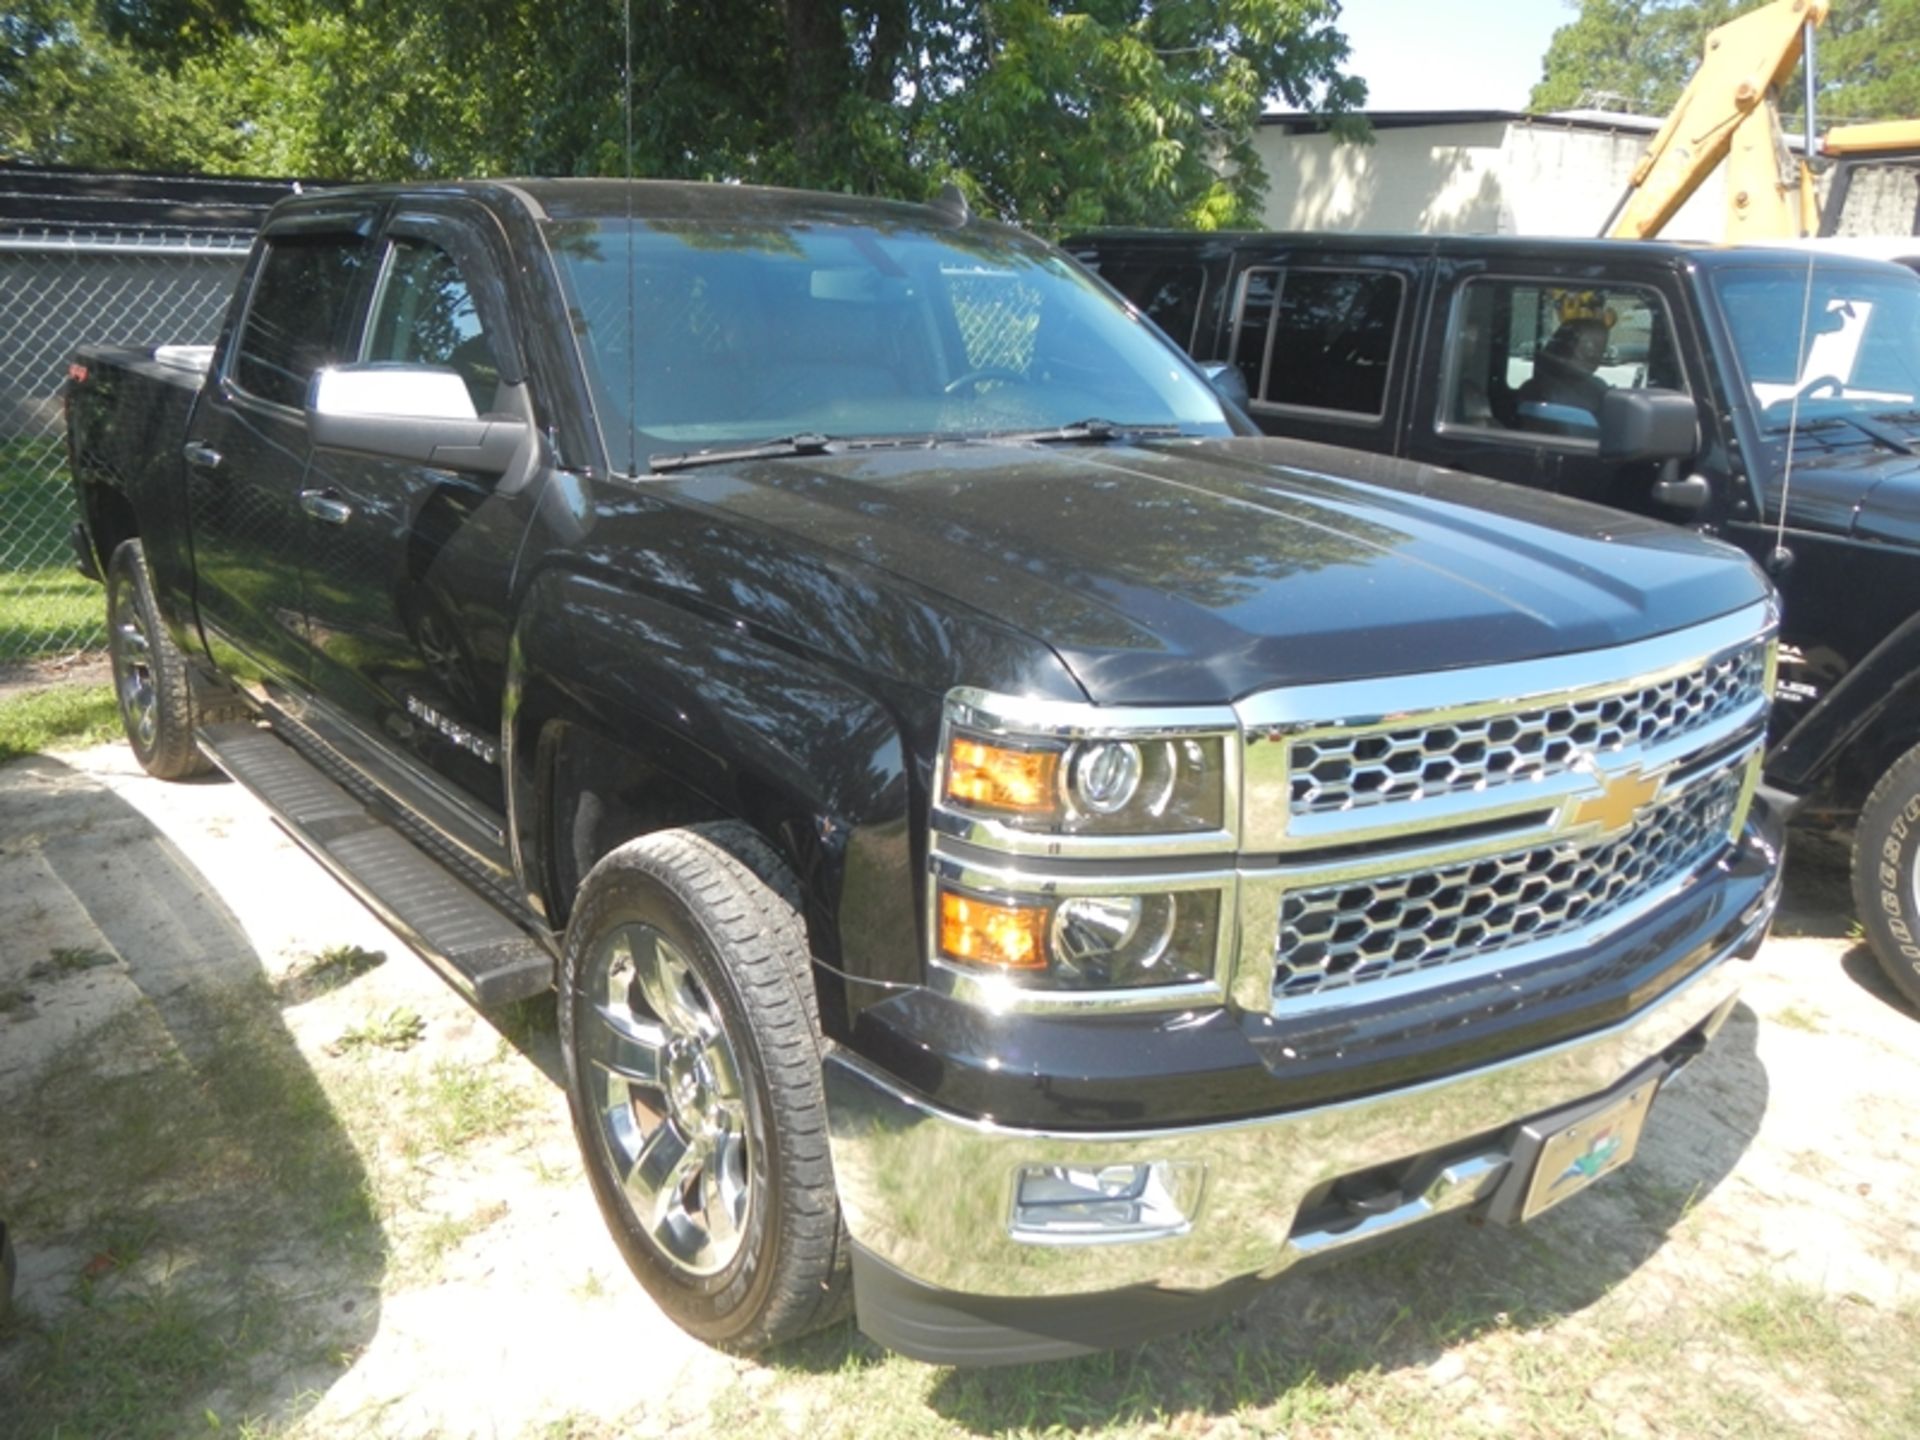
1766 612 1920 816
505 569 924 1028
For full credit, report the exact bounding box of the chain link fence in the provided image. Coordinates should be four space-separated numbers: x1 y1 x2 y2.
0 230 250 663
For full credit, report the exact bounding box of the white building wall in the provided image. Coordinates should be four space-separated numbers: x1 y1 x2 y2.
1250 117 1733 240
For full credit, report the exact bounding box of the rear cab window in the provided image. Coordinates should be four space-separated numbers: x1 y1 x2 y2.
228 235 369 409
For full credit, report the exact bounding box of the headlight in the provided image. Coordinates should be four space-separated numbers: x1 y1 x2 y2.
940 695 1228 840
931 689 1238 1004
936 880 1220 990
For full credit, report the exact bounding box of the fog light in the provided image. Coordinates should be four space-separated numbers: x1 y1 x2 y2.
1011 1160 1203 1243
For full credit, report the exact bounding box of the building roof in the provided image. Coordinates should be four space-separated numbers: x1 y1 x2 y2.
0 162 311 242
1258 107 1670 137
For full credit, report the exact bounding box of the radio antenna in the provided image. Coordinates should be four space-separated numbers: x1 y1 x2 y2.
1772 247 1819 572
624 0 637 477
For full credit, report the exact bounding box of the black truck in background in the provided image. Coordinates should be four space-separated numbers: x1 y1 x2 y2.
1070 230 1920 1006
66 181 1784 1363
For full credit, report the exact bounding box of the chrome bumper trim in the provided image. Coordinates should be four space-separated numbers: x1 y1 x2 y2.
824 927 1757 1300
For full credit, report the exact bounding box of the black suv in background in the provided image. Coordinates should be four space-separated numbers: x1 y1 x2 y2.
1069 230 1920 1006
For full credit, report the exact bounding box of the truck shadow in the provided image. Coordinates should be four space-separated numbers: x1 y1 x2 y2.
0 755 384 1435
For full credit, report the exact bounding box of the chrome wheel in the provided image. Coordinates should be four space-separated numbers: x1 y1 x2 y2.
109 576 158 751
581 923 752 1277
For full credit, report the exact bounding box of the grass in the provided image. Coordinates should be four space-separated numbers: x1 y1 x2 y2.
275 944 387 1004
28 944 117 979
400 1200 511 1284
330 1006 428 1055
1772 1002 1828 1033
1 436 104 660
0 681 120 761
0 985 385 1437
403 1060 530 1155
0 565 105 657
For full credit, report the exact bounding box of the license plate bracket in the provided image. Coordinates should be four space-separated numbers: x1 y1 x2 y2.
1482 1060 1666 1226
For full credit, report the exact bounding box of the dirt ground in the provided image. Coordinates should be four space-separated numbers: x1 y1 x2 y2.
1 741 1916 1439
0 652 111 704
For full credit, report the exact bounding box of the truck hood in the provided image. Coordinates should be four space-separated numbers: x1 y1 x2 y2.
1758 439 1920 545
662 435 1770 706
1767 443 1920 547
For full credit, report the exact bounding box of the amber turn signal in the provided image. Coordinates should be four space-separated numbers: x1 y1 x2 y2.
938 889 1050 972
944 737 1060 814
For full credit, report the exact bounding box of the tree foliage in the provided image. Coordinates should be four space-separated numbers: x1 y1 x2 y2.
0 0 1366 232
1529 0 1918 126
1820 0 1920 124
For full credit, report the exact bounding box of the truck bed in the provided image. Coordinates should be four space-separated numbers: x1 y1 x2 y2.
66 343 208 608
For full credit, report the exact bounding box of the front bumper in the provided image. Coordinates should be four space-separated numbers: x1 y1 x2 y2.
825 887 1767 1364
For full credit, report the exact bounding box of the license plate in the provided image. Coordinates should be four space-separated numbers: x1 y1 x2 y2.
1520 1078 1658 1222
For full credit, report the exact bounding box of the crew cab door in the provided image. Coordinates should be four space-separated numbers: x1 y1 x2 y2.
1219 247 1422 454
1409 260 1711 512
185 208 380 692
296 206 535 828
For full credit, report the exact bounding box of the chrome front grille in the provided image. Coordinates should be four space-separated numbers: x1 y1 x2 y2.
1287 640 1768 817
1272 766 1747 1000
1231 603 1779 1015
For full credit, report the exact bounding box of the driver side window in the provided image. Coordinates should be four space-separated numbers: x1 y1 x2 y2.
1442 280 1685 442
364 238 501 415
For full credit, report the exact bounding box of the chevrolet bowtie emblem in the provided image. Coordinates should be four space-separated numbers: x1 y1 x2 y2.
1568 765 1662 837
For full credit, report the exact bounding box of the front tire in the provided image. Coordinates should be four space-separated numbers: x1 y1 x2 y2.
1853 742 1920 1009
106 539 209 780
557 825 848 1350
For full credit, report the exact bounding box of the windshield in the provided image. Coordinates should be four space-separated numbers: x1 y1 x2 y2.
542 216 1231 470
1712 263 1920 433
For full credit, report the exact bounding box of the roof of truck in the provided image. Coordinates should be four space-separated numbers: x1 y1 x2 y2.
269 177 1000 238
1062 227 1920 275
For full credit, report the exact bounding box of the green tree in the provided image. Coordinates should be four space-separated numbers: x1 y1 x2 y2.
0 0 252 167
1529 0 1740 115
0 0 1366 233
1530 0 1920 125
1821 0 1920 123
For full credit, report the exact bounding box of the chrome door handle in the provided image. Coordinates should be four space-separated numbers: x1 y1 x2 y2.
182 441 223 470
299 489 354 526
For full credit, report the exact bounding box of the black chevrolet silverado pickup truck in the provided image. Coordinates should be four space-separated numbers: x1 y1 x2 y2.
1068 230 1920 1006
66 181 1784 1365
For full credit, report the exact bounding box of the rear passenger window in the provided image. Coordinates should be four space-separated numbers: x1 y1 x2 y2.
1232 267 1403 418
231 236 368 409
1442 280 1685 441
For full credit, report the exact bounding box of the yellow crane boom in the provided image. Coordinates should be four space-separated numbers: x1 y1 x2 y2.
1605 0 1829 241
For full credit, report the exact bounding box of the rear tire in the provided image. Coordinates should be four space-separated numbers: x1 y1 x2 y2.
106 539 210 780
1852 742 1920 1009
557 824 848 1350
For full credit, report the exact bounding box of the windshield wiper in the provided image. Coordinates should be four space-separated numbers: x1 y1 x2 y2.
1773 413 1917 456
649 433 833 474
983 418 1189 446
